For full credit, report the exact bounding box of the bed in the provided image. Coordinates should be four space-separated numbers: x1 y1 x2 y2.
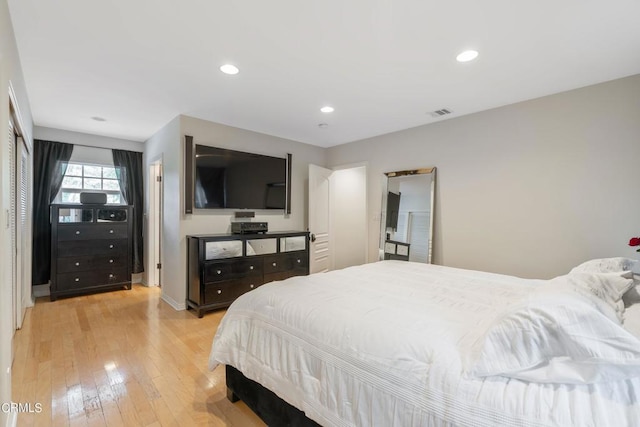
209 259 640 426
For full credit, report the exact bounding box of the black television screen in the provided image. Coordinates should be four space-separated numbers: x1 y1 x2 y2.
386 191 400 229
194 145 287 210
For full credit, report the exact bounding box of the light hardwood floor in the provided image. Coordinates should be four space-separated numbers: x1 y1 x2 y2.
11 285 266 427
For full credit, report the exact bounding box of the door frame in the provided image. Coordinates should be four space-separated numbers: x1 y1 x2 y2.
308 164 333 274
147 156 163 287
8 82 33 331
308 162 368 273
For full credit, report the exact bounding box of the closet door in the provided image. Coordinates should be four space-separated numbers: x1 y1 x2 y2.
8 117 17 334
17 137 29 327
8 116 28 333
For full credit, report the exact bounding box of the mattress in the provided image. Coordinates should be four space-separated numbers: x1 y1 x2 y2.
209 261 640 427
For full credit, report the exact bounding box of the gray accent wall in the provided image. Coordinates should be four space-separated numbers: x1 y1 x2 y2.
327 74 640 279
144 115 326 309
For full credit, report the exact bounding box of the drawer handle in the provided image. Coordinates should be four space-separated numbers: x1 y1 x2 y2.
109 274 114 278
75 230 81 235
249 265 254 270
297 259 301 263
109 259 114 263
109 229 114 234
75 262 80 266
250 284 254 289
217 290 222 294
110 213 115 218
74 278 80 282
109 245 114 249
272 262 277 267
216 270 222 275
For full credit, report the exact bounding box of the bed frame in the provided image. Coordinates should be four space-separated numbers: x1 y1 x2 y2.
225 365 320 426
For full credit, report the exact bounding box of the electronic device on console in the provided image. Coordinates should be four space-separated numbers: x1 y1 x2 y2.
231 222 269 234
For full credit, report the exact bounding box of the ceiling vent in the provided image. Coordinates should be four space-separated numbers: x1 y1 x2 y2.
429 108 452 118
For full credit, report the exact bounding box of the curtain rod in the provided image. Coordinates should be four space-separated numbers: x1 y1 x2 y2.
35 138 143 152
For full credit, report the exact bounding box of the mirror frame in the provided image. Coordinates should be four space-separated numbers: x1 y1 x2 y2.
380 167 436 263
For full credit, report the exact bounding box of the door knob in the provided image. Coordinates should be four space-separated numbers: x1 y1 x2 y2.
310 234 316 242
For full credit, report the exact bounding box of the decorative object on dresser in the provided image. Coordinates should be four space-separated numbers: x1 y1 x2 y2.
50 204 133 301
187 231 309 317
230 221 269 234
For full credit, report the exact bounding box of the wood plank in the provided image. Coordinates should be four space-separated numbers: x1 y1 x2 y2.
11 285 266 426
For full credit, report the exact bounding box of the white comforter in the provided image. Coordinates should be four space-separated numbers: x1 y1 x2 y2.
209 261 640 427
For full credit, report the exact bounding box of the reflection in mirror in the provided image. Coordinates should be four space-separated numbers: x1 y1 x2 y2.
280 236 307 252
380 168 436 263
58 208 94 223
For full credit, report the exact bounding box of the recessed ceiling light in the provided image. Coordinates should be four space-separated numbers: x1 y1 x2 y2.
318 123 329 129
220 64 239 75
320 106 334 113
91 116 106 122
456 50 479 62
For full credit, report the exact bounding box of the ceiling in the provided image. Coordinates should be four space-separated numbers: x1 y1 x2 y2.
7 0 640 148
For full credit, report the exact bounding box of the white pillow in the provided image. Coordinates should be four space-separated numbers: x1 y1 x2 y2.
562 272 633 320
570 257 637 275
624 286 640 307
469 274 640 384
570 257 639 306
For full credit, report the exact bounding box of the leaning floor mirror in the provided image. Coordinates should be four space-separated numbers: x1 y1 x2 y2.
380 168 436 263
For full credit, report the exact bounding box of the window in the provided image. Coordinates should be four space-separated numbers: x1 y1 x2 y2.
58 163 124 204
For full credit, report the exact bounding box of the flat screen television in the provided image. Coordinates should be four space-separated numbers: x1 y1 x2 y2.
193 144 289 210
386 191 400 230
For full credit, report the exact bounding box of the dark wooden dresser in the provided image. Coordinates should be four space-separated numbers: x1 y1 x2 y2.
187 231 309 317
50 204 133 301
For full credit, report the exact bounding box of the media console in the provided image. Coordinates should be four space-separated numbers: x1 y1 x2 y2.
186 231 310 317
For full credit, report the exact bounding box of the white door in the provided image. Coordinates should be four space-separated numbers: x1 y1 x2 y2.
148 160 163 286
308 164 332 273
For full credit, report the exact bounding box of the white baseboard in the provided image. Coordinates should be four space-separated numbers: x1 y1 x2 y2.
161 293 186 311
32 284 50 298
6 411 17 427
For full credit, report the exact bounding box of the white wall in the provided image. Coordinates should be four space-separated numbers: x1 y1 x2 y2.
0 0 33 425
330 166 368 270
327 74 640 279
143 115 326 310
34 126 144 153
143 116 181 306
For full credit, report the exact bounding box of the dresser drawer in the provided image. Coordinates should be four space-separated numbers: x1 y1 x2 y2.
56 268 129 291
57 223 128 241
204 259 262 283
263 254 297 273
57 254 126 274
286 252 308 270
263 253 308 282
203 277 262 305
203 281 242 305
57 239 128 257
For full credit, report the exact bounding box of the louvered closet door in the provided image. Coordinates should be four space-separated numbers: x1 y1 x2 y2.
8 118 17 337
17 137 28 327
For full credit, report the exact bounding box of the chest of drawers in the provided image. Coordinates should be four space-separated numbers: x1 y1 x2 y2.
187 231 309 317
50 204 133 301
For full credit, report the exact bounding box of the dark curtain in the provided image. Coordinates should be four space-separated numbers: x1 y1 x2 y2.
112 149 144 273
32 140 74 285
